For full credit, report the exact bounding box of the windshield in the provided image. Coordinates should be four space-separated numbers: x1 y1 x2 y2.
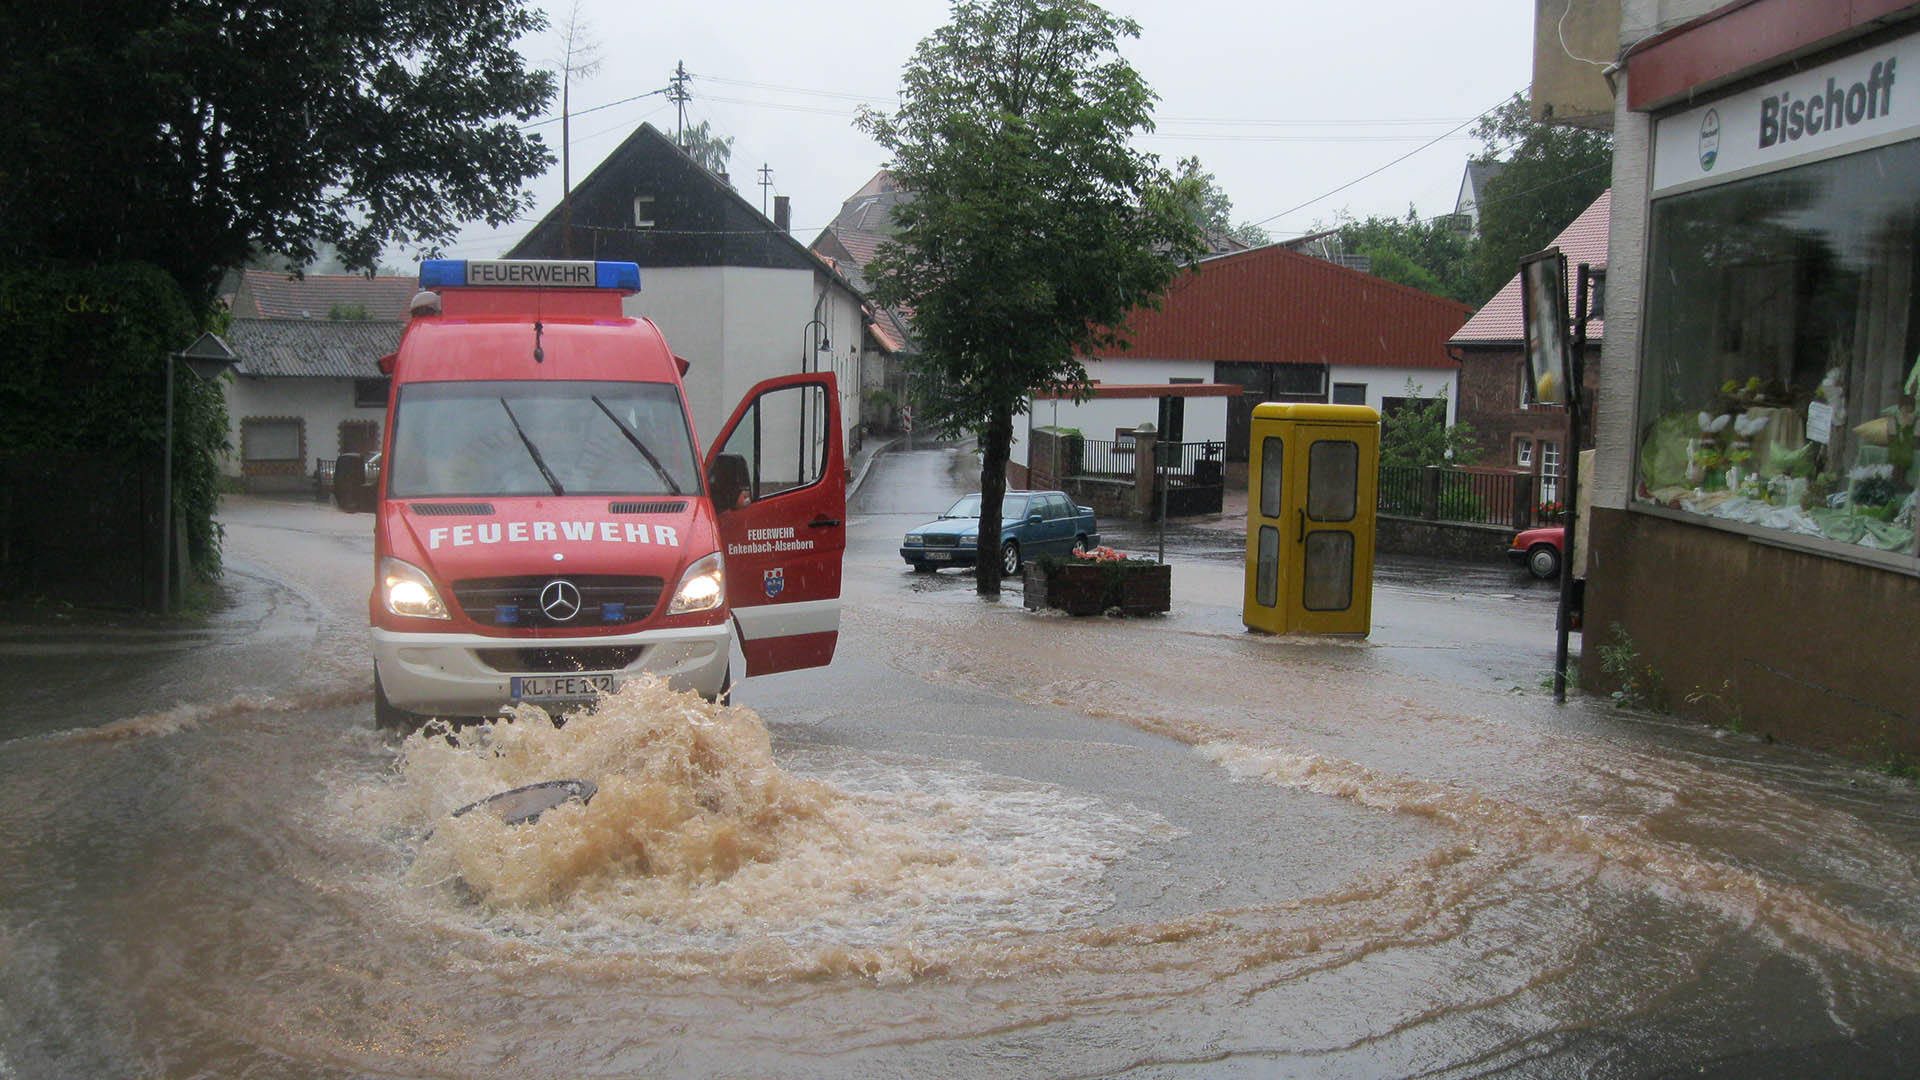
387 380 700 498
941 494 1028 519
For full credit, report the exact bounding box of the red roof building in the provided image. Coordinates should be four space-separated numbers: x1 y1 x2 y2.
1066 243 1474 469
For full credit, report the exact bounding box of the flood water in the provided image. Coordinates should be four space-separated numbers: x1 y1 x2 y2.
2 455 1917 1078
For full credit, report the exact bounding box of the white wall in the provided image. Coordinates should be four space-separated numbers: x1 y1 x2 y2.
222 375 382 479
1014 357 1228 469
625 265 863 456
1332 365 1461 425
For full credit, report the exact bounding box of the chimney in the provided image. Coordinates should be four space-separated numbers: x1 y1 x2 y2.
774 195 791 233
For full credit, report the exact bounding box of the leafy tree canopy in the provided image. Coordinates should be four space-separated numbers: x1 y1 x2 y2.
1469 92 1612 302
1331 207 1480 305
1174 157 1270 249
1381 379 1480 469
681 119 736 182
858 0 1204 593
0 0 556 310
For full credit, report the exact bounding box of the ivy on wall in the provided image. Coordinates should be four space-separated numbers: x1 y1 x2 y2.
0 263 230 578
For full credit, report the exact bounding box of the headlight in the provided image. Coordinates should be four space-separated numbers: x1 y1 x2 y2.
381 556 449 620
668 552 725 615
904 533 923 547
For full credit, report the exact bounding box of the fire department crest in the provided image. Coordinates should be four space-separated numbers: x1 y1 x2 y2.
763 567 785 598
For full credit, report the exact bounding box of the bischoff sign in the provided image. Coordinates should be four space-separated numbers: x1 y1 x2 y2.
1653 31 1919 194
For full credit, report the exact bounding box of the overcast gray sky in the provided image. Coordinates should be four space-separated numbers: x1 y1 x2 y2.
436 0 1538 262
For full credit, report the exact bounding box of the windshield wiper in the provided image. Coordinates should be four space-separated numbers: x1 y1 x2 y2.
591 396 682 494
498 398 565 495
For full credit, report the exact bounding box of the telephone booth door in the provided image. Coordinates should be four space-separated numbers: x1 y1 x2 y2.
1243 403 1379 636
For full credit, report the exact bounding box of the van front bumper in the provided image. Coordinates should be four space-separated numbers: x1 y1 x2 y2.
372 622 730 717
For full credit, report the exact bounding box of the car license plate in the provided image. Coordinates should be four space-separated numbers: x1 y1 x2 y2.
925 550 950 560
511 674 617 701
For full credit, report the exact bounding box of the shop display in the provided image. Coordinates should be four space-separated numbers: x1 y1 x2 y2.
1633 137 1920 560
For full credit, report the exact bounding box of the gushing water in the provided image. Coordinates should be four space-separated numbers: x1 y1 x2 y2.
348 677 1174 981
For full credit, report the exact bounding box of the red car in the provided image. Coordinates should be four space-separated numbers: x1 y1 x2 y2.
1507 525 1564 580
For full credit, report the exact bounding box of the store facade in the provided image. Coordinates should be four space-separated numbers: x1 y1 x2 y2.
1590 1 1920 758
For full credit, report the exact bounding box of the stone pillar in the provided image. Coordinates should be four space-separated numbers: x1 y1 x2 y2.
1132 426 1158 517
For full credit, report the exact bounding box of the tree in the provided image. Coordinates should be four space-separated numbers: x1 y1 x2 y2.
681 120 736 183
1468 93 1612 302
555 0 604 258
1381 379 1480 469
858 0 1205 595
0 0 556 310
1332 208 1480 305
1174 157 1270 248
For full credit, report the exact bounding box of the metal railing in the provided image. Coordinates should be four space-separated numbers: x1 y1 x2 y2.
1378 464 1556 529
1062 438 1225 482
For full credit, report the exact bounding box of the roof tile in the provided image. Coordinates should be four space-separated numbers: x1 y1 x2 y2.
1451 190 1609 345
1089 245 1475 369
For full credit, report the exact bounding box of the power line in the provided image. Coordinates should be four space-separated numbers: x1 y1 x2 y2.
1246 91 1518 231
520 86 668 130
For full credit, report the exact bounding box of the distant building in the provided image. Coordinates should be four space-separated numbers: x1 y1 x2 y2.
1016 243 1473 489
507 123 889 452
220 271 408 491
1453 160 1506 232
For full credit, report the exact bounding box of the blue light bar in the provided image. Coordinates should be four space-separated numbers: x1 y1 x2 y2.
418 259 641 292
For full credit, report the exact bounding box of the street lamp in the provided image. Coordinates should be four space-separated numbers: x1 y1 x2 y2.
161 331 239 612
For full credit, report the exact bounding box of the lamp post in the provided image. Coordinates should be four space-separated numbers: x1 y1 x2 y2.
161 331 239 613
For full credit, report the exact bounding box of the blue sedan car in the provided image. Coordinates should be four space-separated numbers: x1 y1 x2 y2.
901 491 1100 574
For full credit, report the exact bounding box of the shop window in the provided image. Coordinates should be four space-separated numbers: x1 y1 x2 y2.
1637 138 1919 560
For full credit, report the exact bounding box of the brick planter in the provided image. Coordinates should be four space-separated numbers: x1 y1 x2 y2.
1023 561 1170 616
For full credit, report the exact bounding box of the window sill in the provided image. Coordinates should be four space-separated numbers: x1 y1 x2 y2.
1627 500 1920 579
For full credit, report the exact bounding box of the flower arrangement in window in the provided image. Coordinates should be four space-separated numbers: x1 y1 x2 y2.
1535 500 1564 521
1689 411 1731 484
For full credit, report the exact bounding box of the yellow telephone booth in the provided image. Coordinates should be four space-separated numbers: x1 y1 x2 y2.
1243 403 1380 636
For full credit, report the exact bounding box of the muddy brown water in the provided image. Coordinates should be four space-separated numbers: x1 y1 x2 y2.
1 488 1916 1078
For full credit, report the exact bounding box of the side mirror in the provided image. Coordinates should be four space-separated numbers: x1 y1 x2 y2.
333 453 368 513
1028 512 1044 524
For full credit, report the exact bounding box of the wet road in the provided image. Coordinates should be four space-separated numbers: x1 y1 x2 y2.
1 442 1917 1078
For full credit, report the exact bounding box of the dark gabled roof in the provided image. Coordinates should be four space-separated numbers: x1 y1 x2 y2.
231 271 417 321
1087 243 1475 370
508 123 862 306
1460 160 1506 210
227 317 401 378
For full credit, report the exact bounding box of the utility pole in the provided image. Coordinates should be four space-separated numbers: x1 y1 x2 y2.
669 61 691 149
758 163 774 218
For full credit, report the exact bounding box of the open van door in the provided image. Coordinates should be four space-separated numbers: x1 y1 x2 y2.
706 373 846 675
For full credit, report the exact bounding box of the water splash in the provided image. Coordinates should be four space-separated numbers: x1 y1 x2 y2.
366 677 1171 979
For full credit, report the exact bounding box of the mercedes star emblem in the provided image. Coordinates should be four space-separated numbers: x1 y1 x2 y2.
539 579 583 621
